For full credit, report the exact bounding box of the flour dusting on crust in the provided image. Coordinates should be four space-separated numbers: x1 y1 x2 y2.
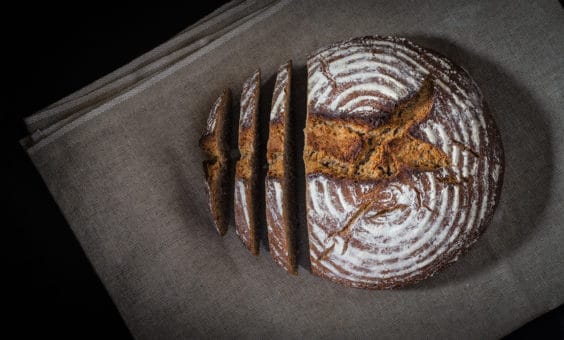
306 36 504 289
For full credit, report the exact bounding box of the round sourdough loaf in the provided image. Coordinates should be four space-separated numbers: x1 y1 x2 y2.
304 36 504 289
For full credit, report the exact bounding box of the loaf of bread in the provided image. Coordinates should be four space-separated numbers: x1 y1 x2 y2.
199 89 233 236
304 36 504 289
200 36 504 289
265 61 297 274
234 69 262 255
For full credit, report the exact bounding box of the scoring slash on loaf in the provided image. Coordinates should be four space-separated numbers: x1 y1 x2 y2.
266 60 298 275
234 69 262 255
199 89 233 236
304 36 504 289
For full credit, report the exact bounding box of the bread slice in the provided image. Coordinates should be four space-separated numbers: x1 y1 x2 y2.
199 88 233 236
265 61 297 274
234 69 261 255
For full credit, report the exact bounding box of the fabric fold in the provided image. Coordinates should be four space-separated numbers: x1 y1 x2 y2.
24 0 279 135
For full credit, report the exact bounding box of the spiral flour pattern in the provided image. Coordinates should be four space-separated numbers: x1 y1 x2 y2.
305 36 504 289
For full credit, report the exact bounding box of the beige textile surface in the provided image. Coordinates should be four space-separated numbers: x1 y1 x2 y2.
23 0 564 338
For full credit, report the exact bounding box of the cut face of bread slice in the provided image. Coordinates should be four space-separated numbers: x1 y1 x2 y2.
234 69 261 255
199 88 233 236
265 61 297 274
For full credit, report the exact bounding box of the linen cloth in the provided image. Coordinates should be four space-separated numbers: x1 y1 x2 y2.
23 0 564 338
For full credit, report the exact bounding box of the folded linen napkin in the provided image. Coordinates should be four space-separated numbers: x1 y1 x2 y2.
23 0 564 338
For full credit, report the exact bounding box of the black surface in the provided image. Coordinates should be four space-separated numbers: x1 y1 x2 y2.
4 2 562 339
4 3 229 339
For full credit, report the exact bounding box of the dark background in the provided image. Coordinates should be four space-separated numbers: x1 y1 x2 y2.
4 2 562 339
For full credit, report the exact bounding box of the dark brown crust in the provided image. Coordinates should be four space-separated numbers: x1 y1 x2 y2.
199 88 233 236
305 36 505 289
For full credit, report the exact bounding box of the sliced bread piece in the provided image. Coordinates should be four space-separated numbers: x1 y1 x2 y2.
234 69 261 255
199 88 233 236
265 61 297 274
